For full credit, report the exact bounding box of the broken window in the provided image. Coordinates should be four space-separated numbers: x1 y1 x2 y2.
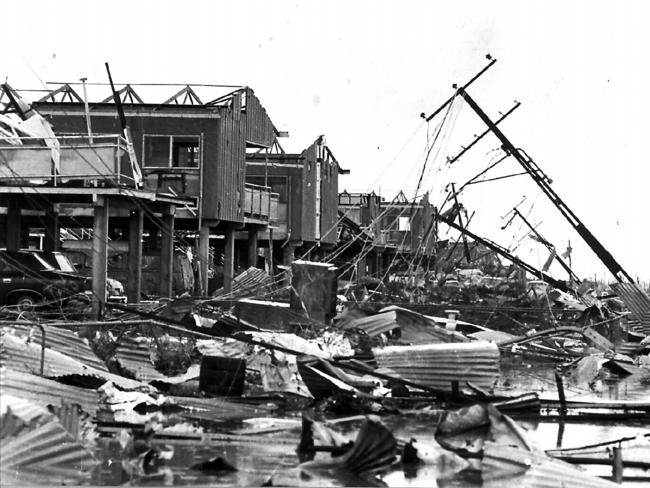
398 216 410 231
143 135 200 168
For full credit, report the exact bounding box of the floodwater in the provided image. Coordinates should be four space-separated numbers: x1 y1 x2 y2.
88 357 650 487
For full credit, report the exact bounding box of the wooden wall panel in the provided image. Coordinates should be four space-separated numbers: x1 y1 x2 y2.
244 88 276 148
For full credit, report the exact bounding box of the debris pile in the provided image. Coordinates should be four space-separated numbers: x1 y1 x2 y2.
1 259 648 485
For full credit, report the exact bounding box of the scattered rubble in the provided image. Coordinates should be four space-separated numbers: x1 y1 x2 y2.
1 270 648 485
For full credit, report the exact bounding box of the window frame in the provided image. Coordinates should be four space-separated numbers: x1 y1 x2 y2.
142 134 201 169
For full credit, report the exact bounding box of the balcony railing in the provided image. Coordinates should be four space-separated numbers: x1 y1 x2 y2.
243 182 279 221
0 134 137 187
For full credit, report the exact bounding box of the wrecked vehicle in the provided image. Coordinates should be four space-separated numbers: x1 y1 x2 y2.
0 249 90 311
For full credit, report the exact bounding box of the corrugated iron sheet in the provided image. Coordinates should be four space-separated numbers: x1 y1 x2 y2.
341 311 400 337
1 331 147 391
0 367 99 415
611 282 650 334
10 324 107 372
341 307 469 344
372 341 500 392
113 335 168 382
172 395 275 422
0 394 51 439
0 418 97 485
212 266 273 299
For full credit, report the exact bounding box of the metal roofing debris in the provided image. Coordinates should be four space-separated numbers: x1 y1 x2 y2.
612 282 650 334
339 306 470 344
299 415 397 476
213 266 274 299
150 364 200 386
0 367 100 415
297 358 360 400
372 341 500 392
0 331 148 391
113 335 169 382
340 311 400 337
9 324 108 372
171 395 275 422
203 298 301 332
1 397 97 485
244 331 331 358
0 394 51 437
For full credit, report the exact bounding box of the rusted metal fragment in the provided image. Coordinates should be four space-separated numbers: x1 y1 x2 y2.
373 341 500 392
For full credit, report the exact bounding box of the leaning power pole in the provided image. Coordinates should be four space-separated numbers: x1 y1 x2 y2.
456 86 633 284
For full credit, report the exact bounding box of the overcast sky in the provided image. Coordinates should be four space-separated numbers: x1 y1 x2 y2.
2 0 648 283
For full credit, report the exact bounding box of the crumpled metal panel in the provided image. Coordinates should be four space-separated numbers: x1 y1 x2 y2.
0 418 97 485
0 367 99 415
0 332 147 391
482 442 618 488
172 394 275 422
112 335 168 382
342 307 469 344
372 341 500 392
212 266 273 299
10 324 108 372
341 311 400 337
611 282 650 334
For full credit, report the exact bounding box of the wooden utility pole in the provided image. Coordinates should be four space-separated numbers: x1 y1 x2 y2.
456 87 633 284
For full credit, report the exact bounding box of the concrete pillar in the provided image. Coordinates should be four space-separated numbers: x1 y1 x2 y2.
223 224 235 293
248 226 259 269
92 196 109 319
127 208 143 303
198 222 211 295
6 198 22 251
43 208 60 252
159 206 175 298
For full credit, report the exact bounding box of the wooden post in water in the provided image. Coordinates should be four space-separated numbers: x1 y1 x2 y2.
612 446 623 483
555 370 567 416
